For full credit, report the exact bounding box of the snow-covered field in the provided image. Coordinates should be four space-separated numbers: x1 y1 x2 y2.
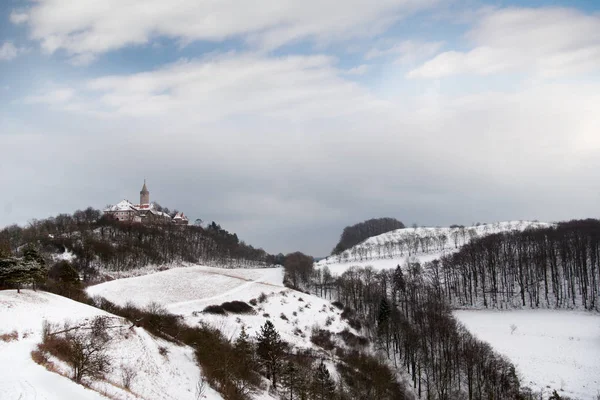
317 221 551 275
88 265 358 353
0 290 224 400
454 310 600 400
87 265 284 309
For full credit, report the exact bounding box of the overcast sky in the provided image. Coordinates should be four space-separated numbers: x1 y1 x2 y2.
1 0 600 256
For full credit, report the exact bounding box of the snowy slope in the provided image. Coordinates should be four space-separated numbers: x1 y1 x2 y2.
454 310 600 400
88 265 360 354
0 290 224 400
87 265 284 309
317 221 551 275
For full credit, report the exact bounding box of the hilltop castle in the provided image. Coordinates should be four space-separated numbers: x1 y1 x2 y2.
103 180 189 225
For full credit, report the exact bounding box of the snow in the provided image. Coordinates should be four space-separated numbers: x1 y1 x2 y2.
88 265 359 354
454 309 600 400
317 221 551 275
0 289 224 400
87 265 284 308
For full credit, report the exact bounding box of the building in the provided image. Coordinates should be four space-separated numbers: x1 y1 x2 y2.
103 180 189 225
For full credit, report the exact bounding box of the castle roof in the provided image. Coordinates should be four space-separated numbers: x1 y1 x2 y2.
140 179 149 194
173 212 188 220
104 200 138 212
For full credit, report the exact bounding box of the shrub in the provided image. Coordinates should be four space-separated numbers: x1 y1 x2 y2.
341 307 362 330
203 305 226 315
38 316 112 383
280 313 288 321
158 346 169 357
249 298 258 306
258 293 268 303
337 329 368 347
120 364 137 390
310 328 335 350
0 330 19 342
221 301 255 314
331 301 344 309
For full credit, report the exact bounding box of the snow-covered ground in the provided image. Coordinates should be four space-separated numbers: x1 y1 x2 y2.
454 309 600 400
87 265 284 309
88 265 358 353
317 221 551 275
0 289 224 400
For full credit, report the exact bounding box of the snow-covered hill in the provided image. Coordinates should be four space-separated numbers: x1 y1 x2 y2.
88 265 360 354
0 290 223 400
317 221 551 274
454 310 600 400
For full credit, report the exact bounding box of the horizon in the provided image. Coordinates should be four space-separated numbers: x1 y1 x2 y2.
2 0 600 256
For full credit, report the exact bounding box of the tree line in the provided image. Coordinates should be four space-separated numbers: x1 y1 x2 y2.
321 265 524 400
434 219 600 311
332 217 405 255
0 207 275 282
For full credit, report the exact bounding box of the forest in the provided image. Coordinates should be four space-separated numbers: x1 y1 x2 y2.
331 217 405 255
0 207 274 282
435 219 600 311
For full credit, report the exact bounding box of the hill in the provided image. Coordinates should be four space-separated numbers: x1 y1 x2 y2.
0 289 223 400
318 220 551 275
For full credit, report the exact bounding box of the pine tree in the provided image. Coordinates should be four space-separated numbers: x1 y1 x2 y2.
256 320 286 388
312 361 336 400
0 249 47 293
393 265 406 293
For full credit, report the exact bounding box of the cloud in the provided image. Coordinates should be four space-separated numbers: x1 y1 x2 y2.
10 11 29 24
345 65 369 75
15 0 438 61
366 40 444 64
408 7 600 79
23 88 75 104
0 41 27 61
9 50 600 254
43 53 385 121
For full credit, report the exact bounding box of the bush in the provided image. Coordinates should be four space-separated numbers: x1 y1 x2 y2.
280 313 288 321
38 316 112 383
203 305 227 315
310 328 335 350
341 307 362 330
331 301 344 309
0 330 18 342
221 301 254 314
258 293 268 303
337 329 368 347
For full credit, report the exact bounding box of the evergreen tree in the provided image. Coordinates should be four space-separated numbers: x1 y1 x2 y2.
393 265 406 293
256 320 286 388
312 361 336 400
0 249 47 293
377 298 391 328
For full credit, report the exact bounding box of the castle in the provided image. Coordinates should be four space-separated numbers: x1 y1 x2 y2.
103 180 189 225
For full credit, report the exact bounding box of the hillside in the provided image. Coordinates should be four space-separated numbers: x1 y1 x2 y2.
88 265 361 355
454 309 600 400
317 220 551 274
0 290 223 400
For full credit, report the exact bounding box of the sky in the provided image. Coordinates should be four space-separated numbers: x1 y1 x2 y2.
1 0 600 256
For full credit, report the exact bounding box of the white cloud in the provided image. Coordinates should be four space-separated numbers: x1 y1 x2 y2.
366 40 444 64
23 88 75 104
16 0 438 61
345 64 369 75
0 41 27 61
408 7 600 79
60 53 386 121
10 11 29 24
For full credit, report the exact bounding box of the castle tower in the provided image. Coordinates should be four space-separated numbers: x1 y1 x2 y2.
140 179 150 205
